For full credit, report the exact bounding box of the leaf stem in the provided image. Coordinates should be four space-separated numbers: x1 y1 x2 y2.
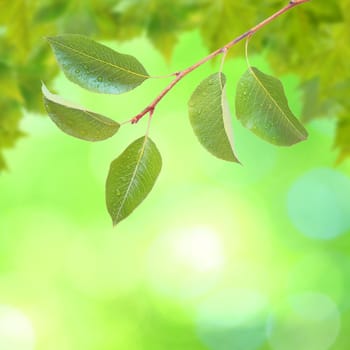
219 47 228 74
130 0 310 124
244 35 252 68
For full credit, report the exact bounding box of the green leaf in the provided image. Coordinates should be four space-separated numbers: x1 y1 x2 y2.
0 101 24 172
0 62 24 103
300 77 334 123
0 152 6 171
235 67 308 146
306 1 343 23
106 136 162 226
47 34 149 94
18 44 59 113
34 1 68 23
111 0 207 60
42 84 120 141
335 114 350 164
188 72 240 162
200 1 257 57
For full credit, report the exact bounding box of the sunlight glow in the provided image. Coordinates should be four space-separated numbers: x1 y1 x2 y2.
173 226 224 272
0 305 35 350
147 226 225 299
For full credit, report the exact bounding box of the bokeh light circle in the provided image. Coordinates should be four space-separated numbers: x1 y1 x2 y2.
0 305 35 350
267 292 340 350
287 168 350 239
147 226 225 300
196 288 268 350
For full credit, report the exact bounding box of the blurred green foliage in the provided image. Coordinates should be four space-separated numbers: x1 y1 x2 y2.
0 0 349 170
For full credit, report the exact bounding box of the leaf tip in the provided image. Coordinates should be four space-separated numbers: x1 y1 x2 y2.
293 124 308 145
41 81 49 95
235 157 243 166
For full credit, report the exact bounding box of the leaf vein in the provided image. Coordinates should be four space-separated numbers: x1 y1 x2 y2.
249 66 305 139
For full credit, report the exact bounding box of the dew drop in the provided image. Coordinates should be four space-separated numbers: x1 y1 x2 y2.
246 120 254 130
75 69 80 74
97 76 103 82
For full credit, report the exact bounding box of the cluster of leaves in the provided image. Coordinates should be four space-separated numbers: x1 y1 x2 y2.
42 33 307 224
114 0 350 159
0 0 349 170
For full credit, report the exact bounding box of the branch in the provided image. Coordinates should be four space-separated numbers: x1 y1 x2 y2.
131 0 310 124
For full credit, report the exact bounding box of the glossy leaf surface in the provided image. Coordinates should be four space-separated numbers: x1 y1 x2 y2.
106 137 162 226
235 67 308 146
47 34 149 94
188 73 239 162
42 84 119 141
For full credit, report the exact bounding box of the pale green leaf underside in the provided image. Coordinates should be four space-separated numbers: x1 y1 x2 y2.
47 34 149 94
235 66 308 146
188 72 239 162
106 136 162 226
42 84 119 141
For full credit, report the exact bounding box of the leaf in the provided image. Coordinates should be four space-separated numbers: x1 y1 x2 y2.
0 101 24 172
0 0 32 61
235 67 308 146
47 34 149 94
111 0 207 60
188 73 240 162
0 152 6 171
300 77 334 123
306 1 343 23
335 114 350 164
0 62 24 103
42 84 120 141
106 136 162 226
59 6 98 36
34 1 68 23
18 44 59 113
200 1 257 57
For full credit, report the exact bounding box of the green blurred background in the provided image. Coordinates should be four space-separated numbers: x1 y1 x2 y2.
1 2 350 350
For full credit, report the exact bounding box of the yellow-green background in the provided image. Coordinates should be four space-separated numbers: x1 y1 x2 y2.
1 31 350 350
